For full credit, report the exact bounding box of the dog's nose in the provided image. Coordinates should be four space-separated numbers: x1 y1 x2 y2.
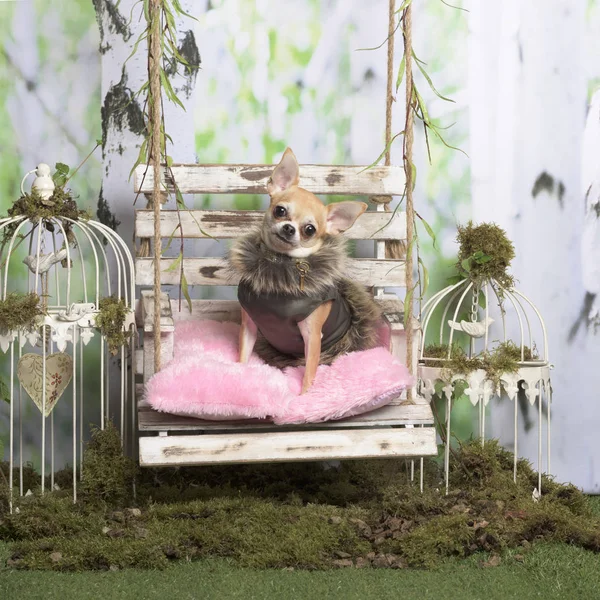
282 224 295 238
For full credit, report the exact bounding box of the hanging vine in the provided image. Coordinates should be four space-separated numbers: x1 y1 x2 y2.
122 0 201 370
128 0 203 331
364 0 466 394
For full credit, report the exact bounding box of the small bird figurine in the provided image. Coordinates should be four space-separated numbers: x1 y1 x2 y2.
23 249 68 275
31 163 55 200
447 316 495 338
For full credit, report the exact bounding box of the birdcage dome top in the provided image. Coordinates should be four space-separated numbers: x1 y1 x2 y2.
0 164 135 352
419 277 549 367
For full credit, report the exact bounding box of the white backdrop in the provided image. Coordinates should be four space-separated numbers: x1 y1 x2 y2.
469 1 600 493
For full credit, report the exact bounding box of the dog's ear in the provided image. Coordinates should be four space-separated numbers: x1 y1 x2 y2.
268 148 299 195
326 201 367 235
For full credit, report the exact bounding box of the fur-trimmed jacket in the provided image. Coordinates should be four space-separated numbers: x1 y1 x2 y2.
228 229 382 368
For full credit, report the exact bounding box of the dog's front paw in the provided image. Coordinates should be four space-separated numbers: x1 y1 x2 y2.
301 376 314 395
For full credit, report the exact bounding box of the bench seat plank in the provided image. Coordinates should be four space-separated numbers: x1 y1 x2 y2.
137 400 434 432
138 426 437 466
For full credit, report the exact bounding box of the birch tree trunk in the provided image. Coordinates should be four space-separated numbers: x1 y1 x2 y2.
95 0 201 246
469 0 599 492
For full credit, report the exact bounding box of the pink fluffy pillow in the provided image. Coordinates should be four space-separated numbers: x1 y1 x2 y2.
146 320 413 425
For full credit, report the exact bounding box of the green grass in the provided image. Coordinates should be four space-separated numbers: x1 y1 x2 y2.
1 539 600 600
2 498 600 599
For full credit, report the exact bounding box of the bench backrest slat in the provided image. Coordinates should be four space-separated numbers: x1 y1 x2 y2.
135 209 405 241
136 257 405 288
134 164 406 196
134 163 407 293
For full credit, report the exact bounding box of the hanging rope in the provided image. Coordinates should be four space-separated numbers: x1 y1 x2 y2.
402 2 415 399
381 1 405 261
149 0 162 373
384 0 395 167
381 0 415 397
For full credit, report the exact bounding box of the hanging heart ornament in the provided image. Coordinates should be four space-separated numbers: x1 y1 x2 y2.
17 352 73 417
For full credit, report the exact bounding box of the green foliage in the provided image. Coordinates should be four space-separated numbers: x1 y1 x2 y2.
95 297 130 356
52 163 70 188
378 440 600 567
0 493 101 542
0 462 39 513
456 221 516 289
3 544 600 600
2 437 600 572
0 292 44 335
395 514 475 568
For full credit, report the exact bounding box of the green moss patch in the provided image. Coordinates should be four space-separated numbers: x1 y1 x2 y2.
423 341 538 389
0 292 44 334
1 429 598 572
79 423 136 506
3 188 89 246
95 297 130 355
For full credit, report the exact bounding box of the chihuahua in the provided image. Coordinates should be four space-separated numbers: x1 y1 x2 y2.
229 148 381 393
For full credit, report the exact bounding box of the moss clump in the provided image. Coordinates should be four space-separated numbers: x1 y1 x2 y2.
0 494 102 542
0 462 40 513
79 424 136 508
378 440 600 567
95 296 130 356
423 341 538 389
423 342 480 373
0 292 44 334
4 188 89 245
395 514 475 568
2 438 599 572
456 221 515 289
481 342 533 387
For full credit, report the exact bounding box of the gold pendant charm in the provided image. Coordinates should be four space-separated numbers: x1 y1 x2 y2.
295 260 310 291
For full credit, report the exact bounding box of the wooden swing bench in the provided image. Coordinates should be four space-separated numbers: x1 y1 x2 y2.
132 162 436 467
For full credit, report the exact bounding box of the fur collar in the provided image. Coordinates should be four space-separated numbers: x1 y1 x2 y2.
228 229 348 296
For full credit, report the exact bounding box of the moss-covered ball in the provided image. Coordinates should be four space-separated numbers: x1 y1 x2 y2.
456 221 515 288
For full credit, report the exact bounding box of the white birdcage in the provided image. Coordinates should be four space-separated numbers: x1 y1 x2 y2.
418 277 552 496
0 164 135 511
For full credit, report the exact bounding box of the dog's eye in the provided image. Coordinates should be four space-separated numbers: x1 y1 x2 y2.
274 206 287 218
304 224 316 237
